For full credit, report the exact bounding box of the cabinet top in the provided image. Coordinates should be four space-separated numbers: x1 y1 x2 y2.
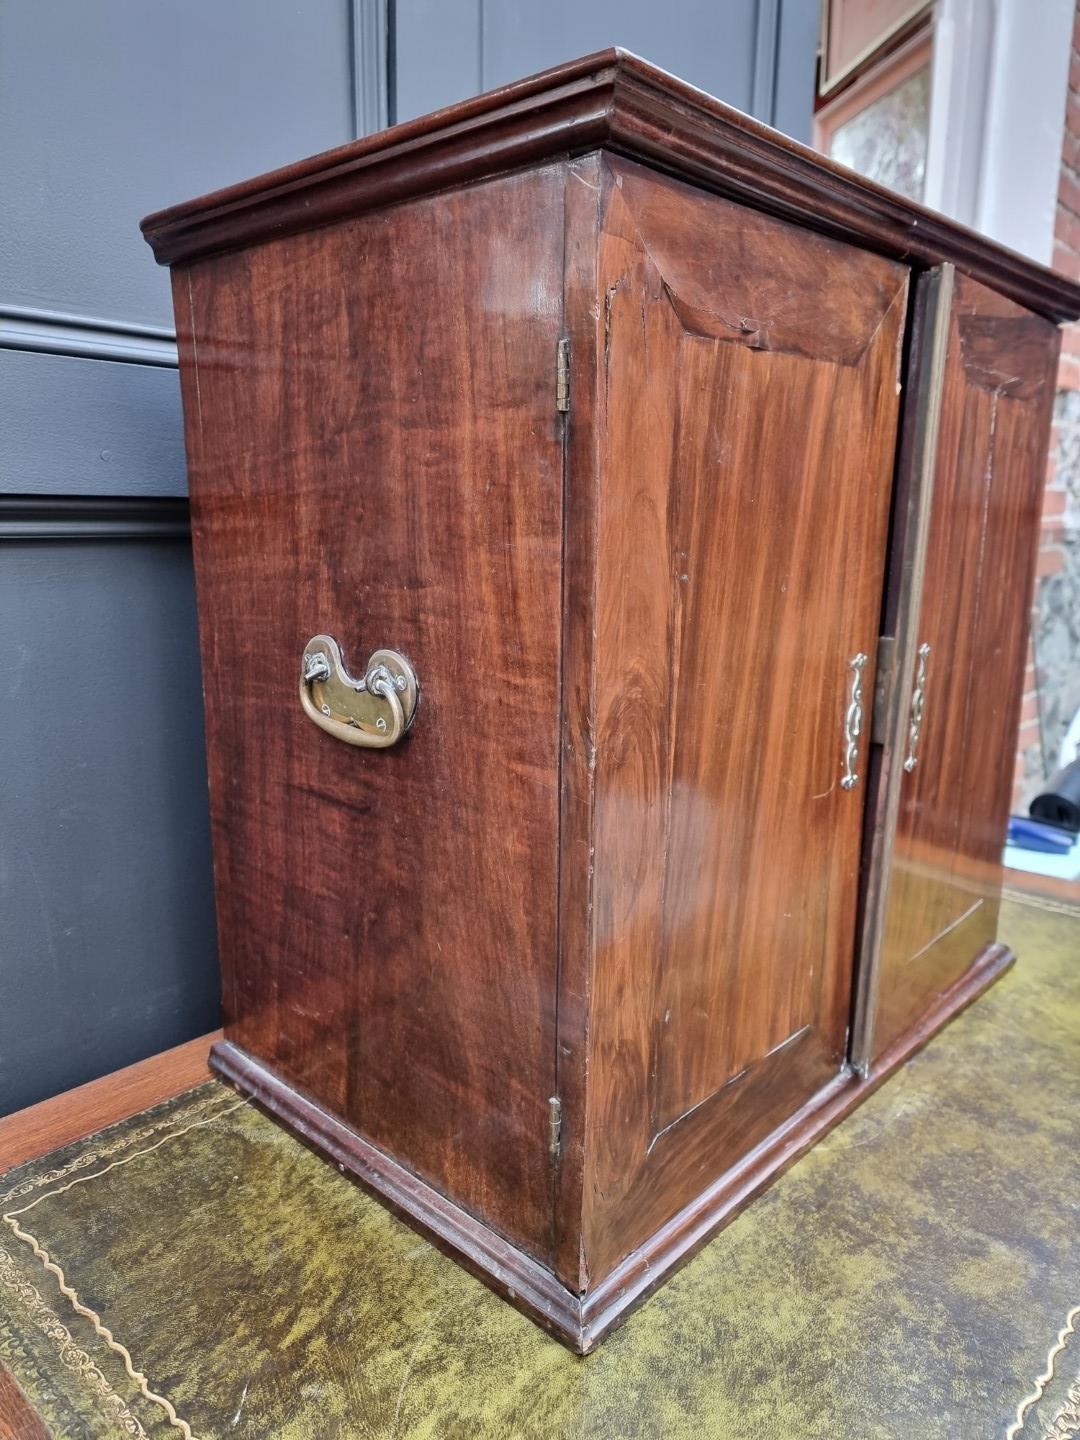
142 48 1080 323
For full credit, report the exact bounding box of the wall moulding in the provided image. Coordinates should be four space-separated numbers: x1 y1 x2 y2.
0 305 178 368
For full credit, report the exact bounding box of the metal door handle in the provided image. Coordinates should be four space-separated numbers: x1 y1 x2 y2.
903 642 931 773
841 652 868 791
300 635 418 748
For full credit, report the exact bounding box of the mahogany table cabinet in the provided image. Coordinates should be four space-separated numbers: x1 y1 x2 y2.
142 51 1080 1351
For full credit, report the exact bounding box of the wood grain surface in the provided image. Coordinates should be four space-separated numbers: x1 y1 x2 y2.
175 167 567 1265
576 157 908 1283
0 1368 49 1440
872 276 1061 1057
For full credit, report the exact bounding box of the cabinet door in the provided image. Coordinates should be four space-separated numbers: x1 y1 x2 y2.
578 157 908 1283
864 272 1059 1061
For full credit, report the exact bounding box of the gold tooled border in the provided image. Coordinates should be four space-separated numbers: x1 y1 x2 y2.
0 1246 147 1437
0 1087 231 1208
2 1090 248 1440
1007 1304 1080 1439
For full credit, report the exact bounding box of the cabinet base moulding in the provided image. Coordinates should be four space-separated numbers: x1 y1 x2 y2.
210 941 1012 1356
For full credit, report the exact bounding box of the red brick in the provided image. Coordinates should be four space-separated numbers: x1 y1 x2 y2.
1019 694 1041 725
1053 241 1080 278
1037 545 1066 577
1057 352 1080 390
1058 209 1080 255
1016 726 1043 762
1042 487 1068 521
1060 167 1080 217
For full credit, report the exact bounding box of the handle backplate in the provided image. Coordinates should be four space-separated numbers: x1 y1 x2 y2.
300 635 418 748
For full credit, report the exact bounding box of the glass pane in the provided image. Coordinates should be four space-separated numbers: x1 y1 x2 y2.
828 64 930 202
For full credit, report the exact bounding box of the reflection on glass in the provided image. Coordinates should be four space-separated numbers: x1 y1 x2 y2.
828 64 930 203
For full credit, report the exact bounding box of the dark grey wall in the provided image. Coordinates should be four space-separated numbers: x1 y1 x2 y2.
0 538 215 1111
0 0 815 1116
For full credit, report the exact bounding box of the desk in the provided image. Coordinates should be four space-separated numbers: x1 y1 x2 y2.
0 1034 219 1440
0 901 1078 1437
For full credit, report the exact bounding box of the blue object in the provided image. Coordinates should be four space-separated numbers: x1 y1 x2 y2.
1008 815 1075 854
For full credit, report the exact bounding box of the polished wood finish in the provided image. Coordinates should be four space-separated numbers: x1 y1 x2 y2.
0 1368 49 1440
141 50 1080 324
0 1032 218 1173
851 264 955 1070
176 168 565 1266
576 155 907 1283
870 277 1061 1059
147 51 1080 1351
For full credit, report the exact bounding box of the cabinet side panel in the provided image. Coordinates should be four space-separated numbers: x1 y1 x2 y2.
872 275 1060 1056
582 156 908 1284
173 167 567 1262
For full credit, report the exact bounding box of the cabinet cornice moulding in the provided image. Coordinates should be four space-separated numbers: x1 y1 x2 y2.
141 48 1080 324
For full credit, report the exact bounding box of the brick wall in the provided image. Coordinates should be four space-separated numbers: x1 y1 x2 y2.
1012 2 1080 810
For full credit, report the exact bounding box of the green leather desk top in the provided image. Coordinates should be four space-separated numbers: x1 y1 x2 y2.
1 896 1079 1439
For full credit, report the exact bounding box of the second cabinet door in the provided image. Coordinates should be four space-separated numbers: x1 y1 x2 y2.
871 273 1060 1057
579 157 910 1282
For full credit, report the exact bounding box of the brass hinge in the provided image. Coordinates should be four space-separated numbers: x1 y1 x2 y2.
556 338 570 413
872 635 897 745
548 1096 563 1158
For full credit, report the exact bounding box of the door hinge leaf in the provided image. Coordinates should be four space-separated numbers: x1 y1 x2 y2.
872 634 897 746
556 338 570 413
548 1096 562 1158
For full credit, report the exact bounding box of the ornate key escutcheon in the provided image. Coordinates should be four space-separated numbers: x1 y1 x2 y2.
840 652 868 791
300 634 419 748
903 641 931 773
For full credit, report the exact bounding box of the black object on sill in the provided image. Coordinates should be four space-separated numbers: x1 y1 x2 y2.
1029 758 1080 835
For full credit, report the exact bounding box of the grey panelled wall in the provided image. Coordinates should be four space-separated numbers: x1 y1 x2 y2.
0 0 371 1115
0 0 816 1115
394 0 819 140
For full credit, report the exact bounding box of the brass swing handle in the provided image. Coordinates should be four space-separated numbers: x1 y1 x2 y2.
300 635 419 748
